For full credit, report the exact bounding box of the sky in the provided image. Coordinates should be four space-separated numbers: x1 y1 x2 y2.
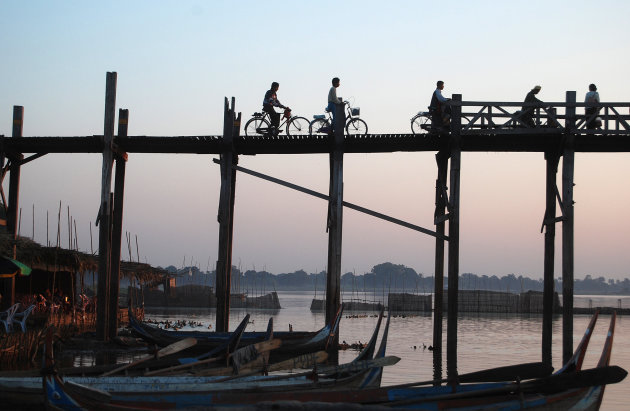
1 1 630 281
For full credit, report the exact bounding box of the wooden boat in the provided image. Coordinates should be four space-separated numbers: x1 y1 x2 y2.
3 310 390 408
42 311 626 410
128 305 343 363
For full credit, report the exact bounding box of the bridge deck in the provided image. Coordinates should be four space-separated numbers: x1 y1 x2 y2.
2 132 630 155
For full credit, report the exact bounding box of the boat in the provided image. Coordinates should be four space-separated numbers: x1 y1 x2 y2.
2 310 391 408
42 311 626 410
128 304 343 363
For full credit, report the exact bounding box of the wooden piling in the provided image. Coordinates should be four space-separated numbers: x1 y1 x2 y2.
432 149 449 383
96 72 117 341
6 106 24 305
542 150 560 367
108 108 129 339
325 103 345 329
562 91 576 364
447 94 462 380
215 97 239 332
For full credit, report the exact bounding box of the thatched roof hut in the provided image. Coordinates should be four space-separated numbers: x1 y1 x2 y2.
0 229 168 284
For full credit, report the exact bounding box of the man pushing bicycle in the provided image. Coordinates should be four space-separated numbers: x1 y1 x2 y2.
263 82 289 135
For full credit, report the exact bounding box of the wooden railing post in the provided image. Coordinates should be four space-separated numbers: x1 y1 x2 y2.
96 72 117 341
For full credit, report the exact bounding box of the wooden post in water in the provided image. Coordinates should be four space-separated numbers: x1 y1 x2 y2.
6 106 25 306
432 149 449 383
108 108 129 339
215 97 239 332
542 149 560 367
96 72 117 341
562 91 576 364
325 102 345 329
446 94 462 380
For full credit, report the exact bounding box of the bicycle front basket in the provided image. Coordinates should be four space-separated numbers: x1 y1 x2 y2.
351 107 360 116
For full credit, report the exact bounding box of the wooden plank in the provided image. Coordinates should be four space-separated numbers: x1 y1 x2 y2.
217 160 447 240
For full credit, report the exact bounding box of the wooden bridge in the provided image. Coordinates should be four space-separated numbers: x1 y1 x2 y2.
1 72 629 380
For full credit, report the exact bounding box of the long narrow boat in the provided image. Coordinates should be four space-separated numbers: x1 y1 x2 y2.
2 311 389 408
42 311 626 410
128 305 343 363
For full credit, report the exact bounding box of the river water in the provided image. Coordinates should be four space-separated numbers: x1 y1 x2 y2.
144 291 629 410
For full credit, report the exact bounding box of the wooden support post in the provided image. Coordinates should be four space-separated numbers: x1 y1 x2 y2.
447 94 462 380
5 106 24 306
108 109 128 339
215 97 239 332
562 91 576 364
325 103 345 329
542 150 559 367
96 72 117 341
432 149 449 384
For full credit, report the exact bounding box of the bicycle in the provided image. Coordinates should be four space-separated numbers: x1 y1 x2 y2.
309 101 368 136
410 109 469 134
244 108 310 137
410 110 433 134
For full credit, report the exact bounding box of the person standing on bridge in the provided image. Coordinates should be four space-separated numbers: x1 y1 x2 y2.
328 77 343 132
429 81 451 131
584 84 601 129
263 82 287 135
521 85 542 127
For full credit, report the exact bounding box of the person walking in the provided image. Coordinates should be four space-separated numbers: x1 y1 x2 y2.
585 84 600 129
328 77 342 132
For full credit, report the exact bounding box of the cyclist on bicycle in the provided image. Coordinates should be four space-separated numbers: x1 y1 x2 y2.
429 80 451 130
263 82 288 135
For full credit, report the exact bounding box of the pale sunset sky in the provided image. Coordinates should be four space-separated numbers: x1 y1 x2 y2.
1 1 629 280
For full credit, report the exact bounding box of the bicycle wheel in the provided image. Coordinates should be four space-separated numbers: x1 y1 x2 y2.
309 118 329 135
345 118 368 135
411 114 431 134
287 116 310 136
244 117 270 136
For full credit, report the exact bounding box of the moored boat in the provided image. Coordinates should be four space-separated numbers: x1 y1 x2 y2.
42 311 626 410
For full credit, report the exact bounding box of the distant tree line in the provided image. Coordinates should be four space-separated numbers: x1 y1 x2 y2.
161 262 630 295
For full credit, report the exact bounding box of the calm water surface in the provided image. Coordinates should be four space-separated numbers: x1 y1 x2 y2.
144 292 629 410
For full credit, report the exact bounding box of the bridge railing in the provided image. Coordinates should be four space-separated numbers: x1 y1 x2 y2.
455 101 630 135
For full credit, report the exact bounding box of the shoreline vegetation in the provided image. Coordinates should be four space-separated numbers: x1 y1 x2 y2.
162 262 630 296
